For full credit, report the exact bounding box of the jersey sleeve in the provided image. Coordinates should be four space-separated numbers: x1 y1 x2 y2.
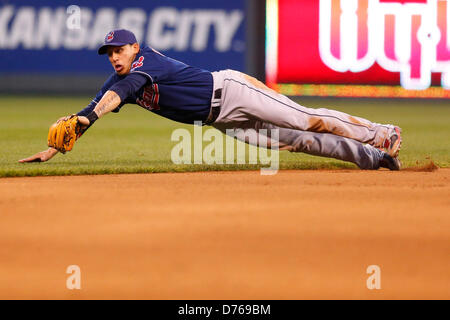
108 73 149 102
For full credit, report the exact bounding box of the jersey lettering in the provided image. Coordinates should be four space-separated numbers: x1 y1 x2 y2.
136 83 160 110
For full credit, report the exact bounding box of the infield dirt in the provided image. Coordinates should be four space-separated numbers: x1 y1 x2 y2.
0 169 449 299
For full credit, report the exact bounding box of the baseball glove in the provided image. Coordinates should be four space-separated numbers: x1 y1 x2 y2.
47 115 82 153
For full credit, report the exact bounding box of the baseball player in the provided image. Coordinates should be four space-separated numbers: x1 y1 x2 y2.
20 29 402 170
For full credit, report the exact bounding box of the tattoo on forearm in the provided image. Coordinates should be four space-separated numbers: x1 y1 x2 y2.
95 91 120 118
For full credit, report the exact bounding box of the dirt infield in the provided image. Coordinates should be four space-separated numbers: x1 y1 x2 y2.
0 169 449 299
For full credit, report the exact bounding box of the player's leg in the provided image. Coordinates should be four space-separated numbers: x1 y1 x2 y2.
273 126 398 170
213 70 401 156
213 121 399 170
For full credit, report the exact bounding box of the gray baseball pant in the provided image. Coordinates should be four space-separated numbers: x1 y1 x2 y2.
210 70 386 169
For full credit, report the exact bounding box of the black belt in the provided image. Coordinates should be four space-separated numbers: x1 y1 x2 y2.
204 88 222 125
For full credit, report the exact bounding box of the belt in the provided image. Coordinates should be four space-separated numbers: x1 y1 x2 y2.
204 88 222 125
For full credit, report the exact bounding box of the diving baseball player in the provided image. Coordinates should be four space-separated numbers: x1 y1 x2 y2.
20 29 402 170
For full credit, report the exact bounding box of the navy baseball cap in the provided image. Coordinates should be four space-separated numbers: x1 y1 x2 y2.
98 29 137 55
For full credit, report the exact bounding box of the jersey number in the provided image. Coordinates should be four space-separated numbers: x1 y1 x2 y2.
137 84 160 111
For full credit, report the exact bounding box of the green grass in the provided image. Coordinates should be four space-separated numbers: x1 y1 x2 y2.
0 95 449 177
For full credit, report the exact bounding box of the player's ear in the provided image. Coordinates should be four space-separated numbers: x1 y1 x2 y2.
132 43 140 54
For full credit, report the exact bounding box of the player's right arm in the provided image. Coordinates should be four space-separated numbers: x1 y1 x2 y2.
18 74 119 163
19 73 148 163
78 73 148 126
18 114 90 162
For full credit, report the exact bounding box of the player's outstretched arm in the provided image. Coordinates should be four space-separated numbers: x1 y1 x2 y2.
82 90 122 125
19 147 59 163
19 91 121 163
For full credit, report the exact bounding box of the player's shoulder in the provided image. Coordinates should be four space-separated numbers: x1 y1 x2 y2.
130 46 172 74
140 46 166 58
129 46 190 81
132 46 166 66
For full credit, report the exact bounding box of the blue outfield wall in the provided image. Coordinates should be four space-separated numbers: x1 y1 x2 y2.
0 0 246 92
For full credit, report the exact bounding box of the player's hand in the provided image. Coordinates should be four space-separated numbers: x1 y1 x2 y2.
56 115 70 123
18 147 58 163
57 115 89 126
56 115 89 126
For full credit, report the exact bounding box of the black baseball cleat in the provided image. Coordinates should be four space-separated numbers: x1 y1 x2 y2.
379 153 401 171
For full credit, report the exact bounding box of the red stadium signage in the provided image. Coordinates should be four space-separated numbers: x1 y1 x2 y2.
266 0 450 98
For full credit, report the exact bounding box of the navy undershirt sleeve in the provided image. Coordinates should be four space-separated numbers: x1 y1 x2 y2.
109 73 149 102
77 100 96 117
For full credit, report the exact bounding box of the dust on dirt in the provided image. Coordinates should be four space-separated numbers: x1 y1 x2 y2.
403 158 440 172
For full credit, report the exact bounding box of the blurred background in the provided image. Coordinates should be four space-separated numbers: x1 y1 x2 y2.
0 0 448 98
0 0 450 98
0 0 259 95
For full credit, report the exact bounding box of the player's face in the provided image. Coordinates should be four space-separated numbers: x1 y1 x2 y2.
107 44 140 75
